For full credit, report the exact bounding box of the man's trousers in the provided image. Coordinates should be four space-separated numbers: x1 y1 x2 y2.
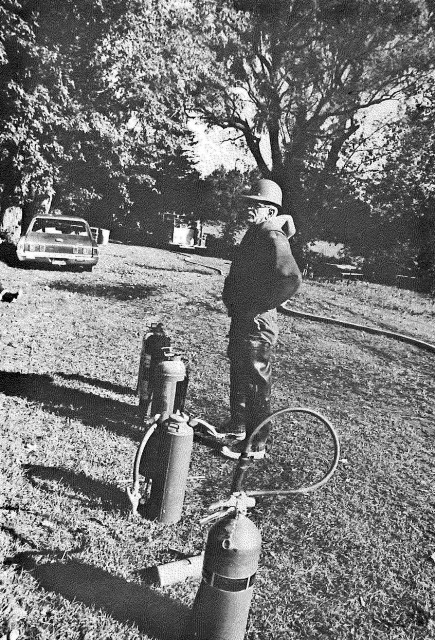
227 309 278 446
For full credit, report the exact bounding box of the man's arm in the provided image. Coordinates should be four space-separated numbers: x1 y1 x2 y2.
251 231 301 312
222 232 302 317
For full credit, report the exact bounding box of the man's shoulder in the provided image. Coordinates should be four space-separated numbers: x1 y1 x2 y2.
258 220 287 238
261 227 290 248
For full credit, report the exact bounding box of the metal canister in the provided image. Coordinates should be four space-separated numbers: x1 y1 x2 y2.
186 511 262 640
145 413 194 524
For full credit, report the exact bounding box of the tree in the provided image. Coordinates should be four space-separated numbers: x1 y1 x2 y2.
64 1 205 230
0 0 204 238
203 165 258 225
347 82 435 289
0 0 127 237
188 0 435 242
127 145 206 232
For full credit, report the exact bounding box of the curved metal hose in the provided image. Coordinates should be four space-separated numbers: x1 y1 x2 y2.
231 407 340 497
127 419 159 514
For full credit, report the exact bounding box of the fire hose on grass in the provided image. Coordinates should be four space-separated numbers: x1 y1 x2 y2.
127 419 159 516
278 302 435 354
231 406 340 496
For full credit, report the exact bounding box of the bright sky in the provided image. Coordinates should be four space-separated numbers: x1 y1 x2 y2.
189 99 399 176
188 119 254 176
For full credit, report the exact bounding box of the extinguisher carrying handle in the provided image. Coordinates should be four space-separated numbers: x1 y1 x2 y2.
188 417 222 439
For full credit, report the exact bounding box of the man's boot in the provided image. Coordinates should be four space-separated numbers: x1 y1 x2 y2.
215 361 247 440
221 340 271 458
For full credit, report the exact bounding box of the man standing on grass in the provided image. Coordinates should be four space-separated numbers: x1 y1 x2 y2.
216 179 302 459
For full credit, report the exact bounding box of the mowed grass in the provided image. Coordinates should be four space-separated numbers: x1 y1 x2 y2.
0 243 434 640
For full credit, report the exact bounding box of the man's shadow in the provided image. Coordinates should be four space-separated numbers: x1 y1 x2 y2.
0 371 140 441
6 550 190 640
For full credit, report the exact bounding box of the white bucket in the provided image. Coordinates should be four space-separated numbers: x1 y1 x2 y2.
98 228 110 245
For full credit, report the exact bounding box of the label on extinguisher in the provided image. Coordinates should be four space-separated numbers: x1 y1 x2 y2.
137 353 152 395
202 568 256 592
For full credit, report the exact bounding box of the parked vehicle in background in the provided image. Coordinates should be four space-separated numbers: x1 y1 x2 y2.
166 214 207 253
16 215 99 271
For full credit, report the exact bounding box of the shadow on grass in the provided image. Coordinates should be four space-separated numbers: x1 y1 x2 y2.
56 372 134 396
0 241 18 266
0 371 140 441
23 464 131 513
184 299 226 315
48 280 163 301
6 551 189 640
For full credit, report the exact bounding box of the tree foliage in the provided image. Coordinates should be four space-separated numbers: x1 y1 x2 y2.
127 145 206 232
345 82 435 288
188 0 435 242
0 0 204 236
0 0 125 233
2 0 435 266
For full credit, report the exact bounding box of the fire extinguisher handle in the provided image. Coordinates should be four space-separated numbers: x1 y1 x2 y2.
188 417 221 438
201 492 257 524
200 507 234 525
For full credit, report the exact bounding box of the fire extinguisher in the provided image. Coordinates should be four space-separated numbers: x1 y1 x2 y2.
128 413 194 524
185 492 259 640
149 349 188 418
129 328 193 523
144 412 194 523
185 407 341 640
137 323 171 416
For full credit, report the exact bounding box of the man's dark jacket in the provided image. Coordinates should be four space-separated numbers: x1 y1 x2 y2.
222 215 302 318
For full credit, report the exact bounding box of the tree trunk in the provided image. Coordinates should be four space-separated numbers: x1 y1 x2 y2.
21 189 54 234
0 206 23 244
273 153 307 236
0 173 23 244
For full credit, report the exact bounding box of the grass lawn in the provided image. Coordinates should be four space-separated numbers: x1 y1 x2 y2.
0 242 434 640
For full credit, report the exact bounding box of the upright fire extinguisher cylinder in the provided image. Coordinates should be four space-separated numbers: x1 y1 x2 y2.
146 414 194 524
150 355 186 418
187 512 262 640
137 324 171 412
